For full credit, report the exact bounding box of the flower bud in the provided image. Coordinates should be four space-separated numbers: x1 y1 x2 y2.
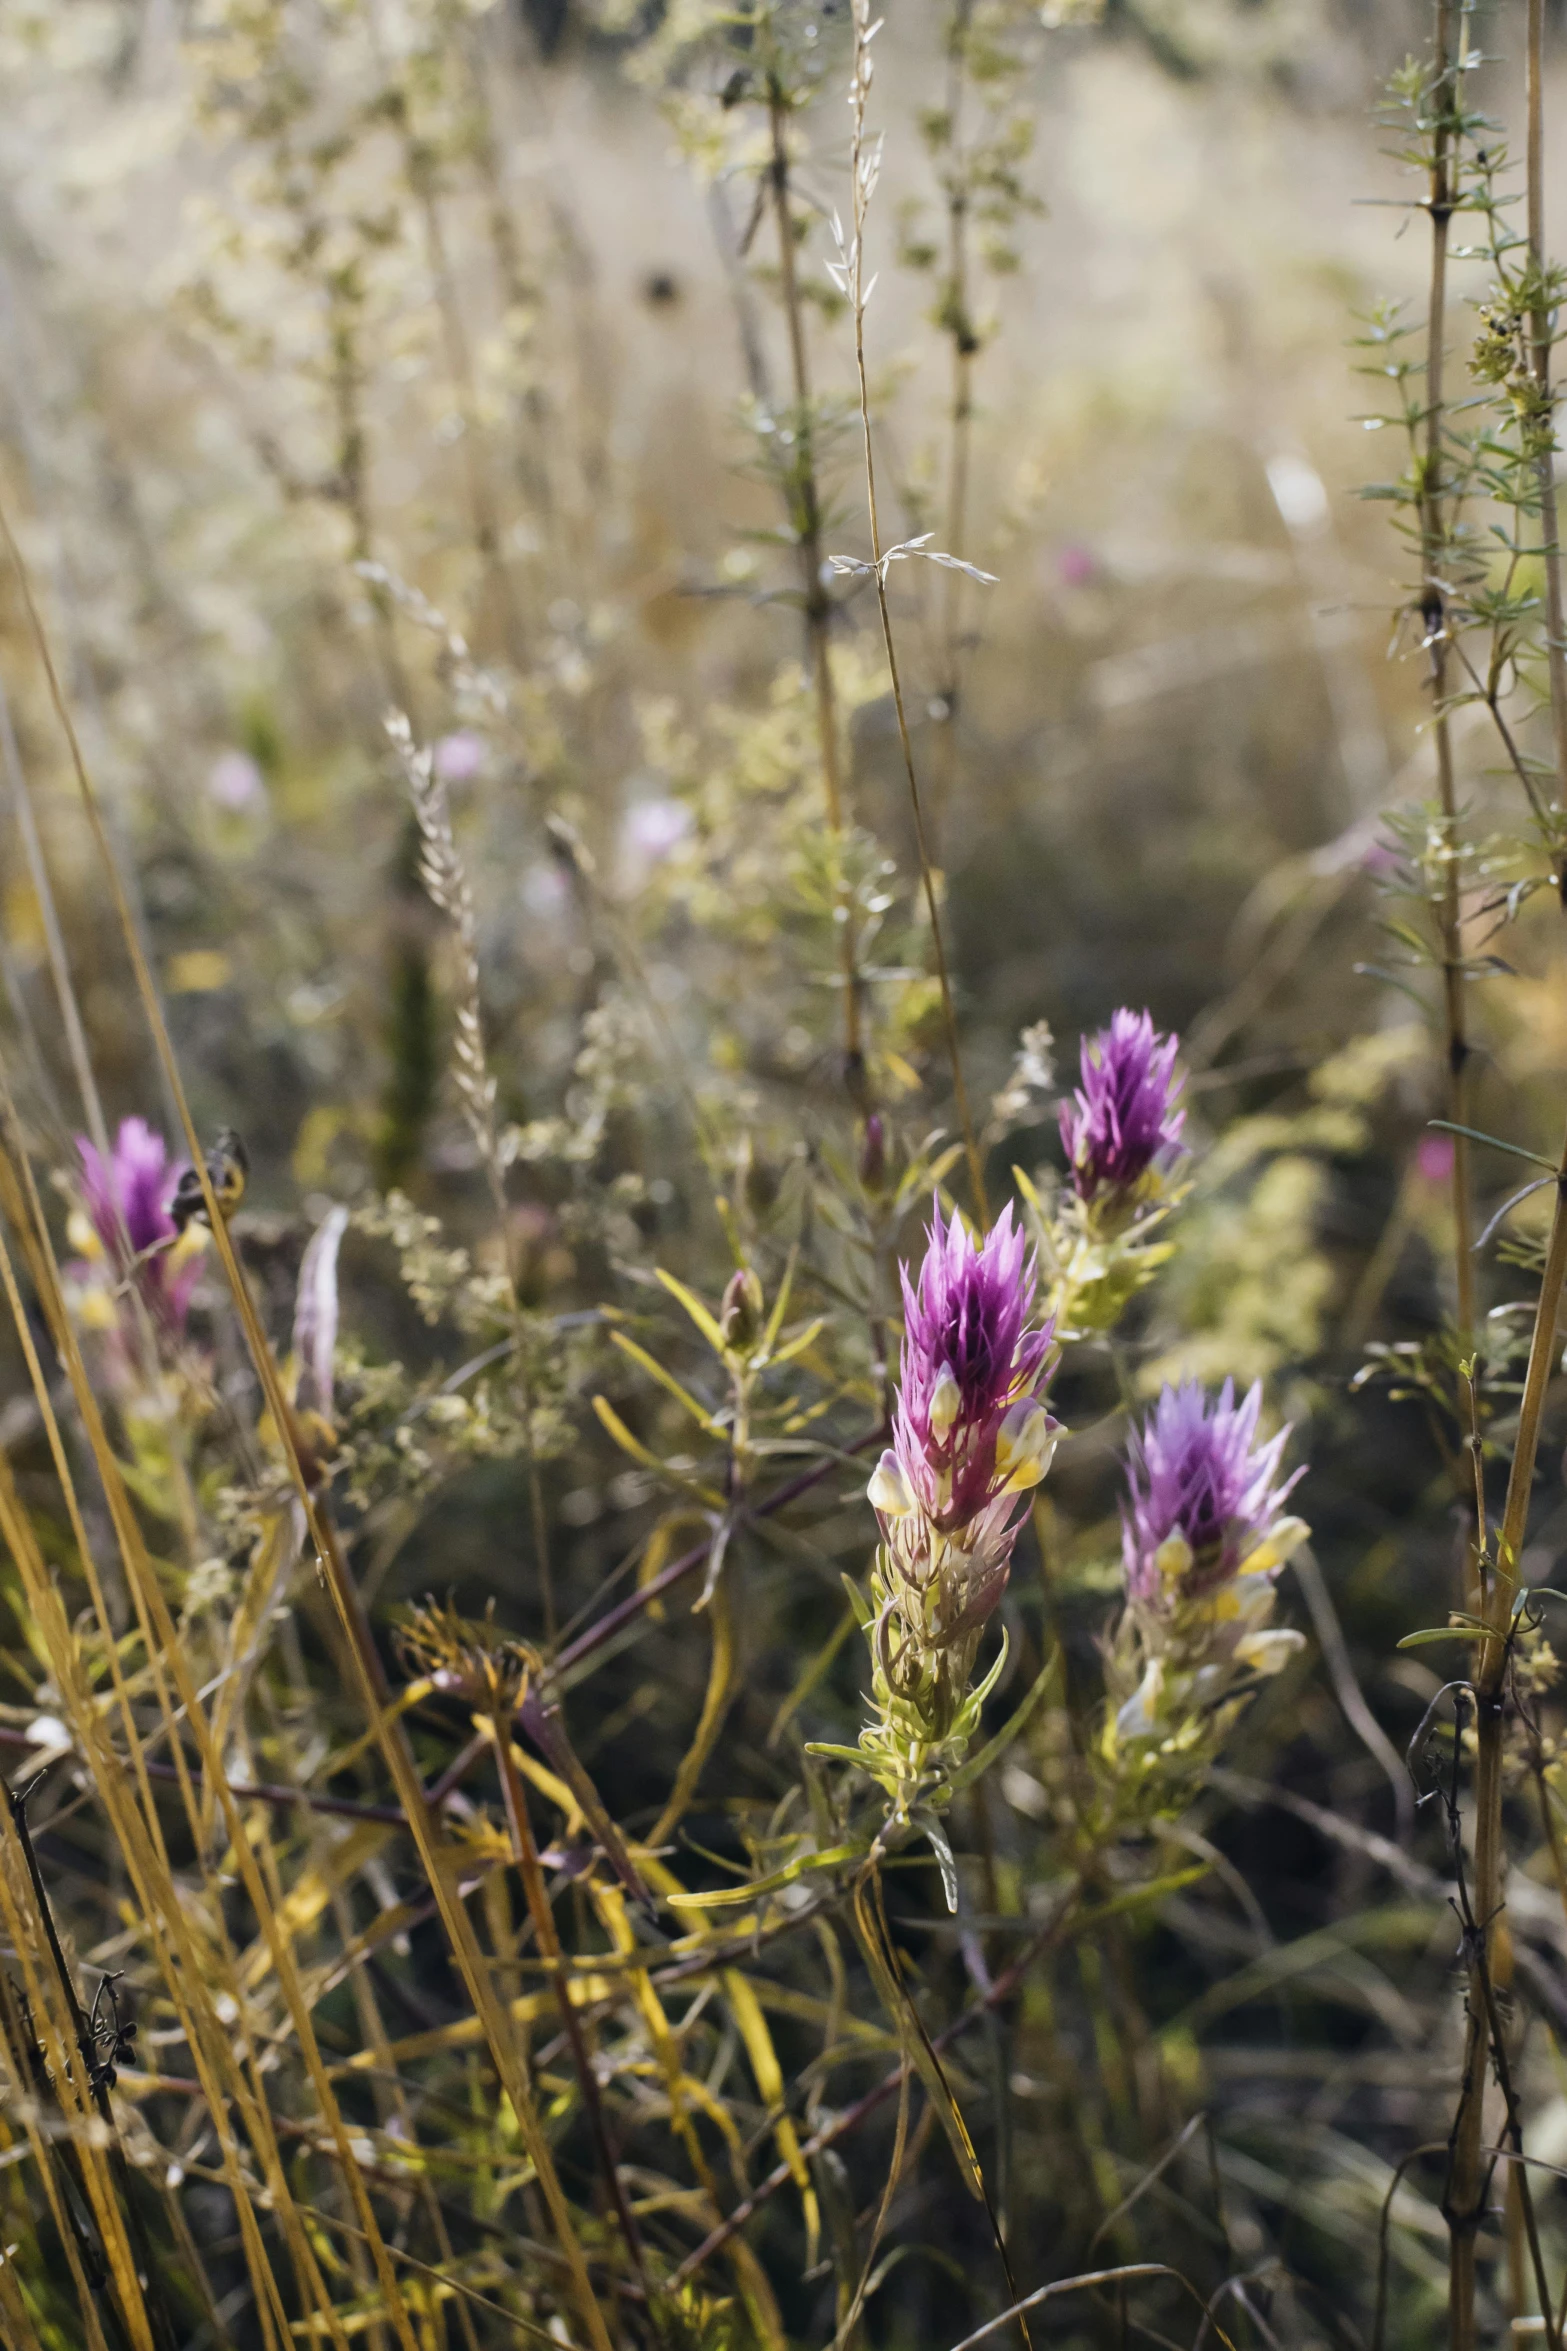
719 1266 765 1350
66 1208 101 1260
1233 1516 1310 1577
1216 1570 1275 1627
1234 1627 1307 1676
995 1397 1058 1490
1115 1658 1164 1743
928 1364 961 1441
868 1450 915 1516
1153 1532 1193 1586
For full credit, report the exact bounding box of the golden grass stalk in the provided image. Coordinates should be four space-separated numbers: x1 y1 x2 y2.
840 0 986 1220
1418 0 1475 1359
0 485 618 2351
763 83 867 1103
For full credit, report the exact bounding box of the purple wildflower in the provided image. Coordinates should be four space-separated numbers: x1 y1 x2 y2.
75 1118 198 1336
1415 1133 1455 1186
621 795 692 875
433 730 486 784
869 1202 1059 1643
79 1119 177 1260
1057 542 1098 589
1121 1378 1303 1609
207 750 266 812
1059 1009 1185 1208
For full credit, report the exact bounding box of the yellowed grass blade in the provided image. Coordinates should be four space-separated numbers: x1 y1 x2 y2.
650 1572 736 1845
0 510 618 2350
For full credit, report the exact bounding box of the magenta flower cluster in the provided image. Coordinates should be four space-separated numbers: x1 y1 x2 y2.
1122 1378 1300 1607
76 1118 197 1337
870 1202 1059 1647
1060 1009 1185 1207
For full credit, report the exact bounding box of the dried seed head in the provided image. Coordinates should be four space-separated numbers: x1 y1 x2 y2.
396 1597 537 1712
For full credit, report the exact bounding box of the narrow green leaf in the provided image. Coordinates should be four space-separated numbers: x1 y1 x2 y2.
664 1841 863 1909
947 1647 1062 1798
608 1329 723 1432
655 1266 728 1351
1427 1121 1559 1172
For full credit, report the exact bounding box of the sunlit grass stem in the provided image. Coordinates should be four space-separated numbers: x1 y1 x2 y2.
1526 0 1567 815
929 0 978 848
1447 1118 1567 2351
843 0 986 1220
0 484 619 2351
1419 0 1476 1360
766 82 866 1099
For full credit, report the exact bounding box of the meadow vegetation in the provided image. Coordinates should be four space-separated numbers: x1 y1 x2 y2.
8 2 1567 2346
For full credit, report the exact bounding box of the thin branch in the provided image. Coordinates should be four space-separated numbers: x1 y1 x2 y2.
1526 0 1567 812
839 0 986 1219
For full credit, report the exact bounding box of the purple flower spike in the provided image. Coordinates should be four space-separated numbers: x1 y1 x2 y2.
1122 1378 1303 1608
79 1119 175 1260
870 1201 1059 1646
1060 1009 1185 1208
76 1118 198 1336
889 1202 1054 1525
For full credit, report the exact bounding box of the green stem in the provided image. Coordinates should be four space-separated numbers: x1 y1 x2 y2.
1526 0 1567 823
1446 1131 1567 2351
766 83 865 1099
845 3 986 1219
1419 0 1476 1363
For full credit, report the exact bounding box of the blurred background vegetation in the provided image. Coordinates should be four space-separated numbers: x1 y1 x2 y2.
9 2 1567 2347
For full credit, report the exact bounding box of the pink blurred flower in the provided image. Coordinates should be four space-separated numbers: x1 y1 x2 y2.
74 1118 199 1342
621 796 692 865
208 751 266 811
1415 1133 1455 1185
433 731 486 783
521 862 570 920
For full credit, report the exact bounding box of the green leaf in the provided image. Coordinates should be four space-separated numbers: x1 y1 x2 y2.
769 1603 861 1748
1380 915 1434 959
1427 1120 1559 1172
963 1627 1010 1723
655 1266 728 1352
1071 1864 1209 1930
609 1330 723 1433
759 1245 798 1354
914 1808 960 1912
947 1647 1061 1798
840 1572 874 1630
664 1841 863 1909
590 1396 723 1507
770 1316 828 1366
